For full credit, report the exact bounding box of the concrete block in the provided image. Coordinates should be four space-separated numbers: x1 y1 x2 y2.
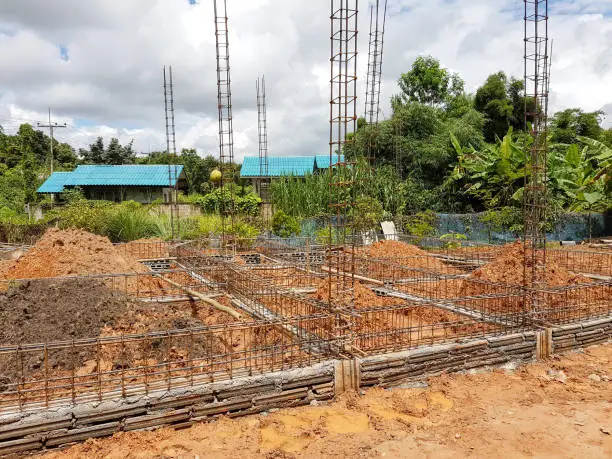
149 393 214 412
253 388 309 405
282 374 333 390
360 358 406 372
576 329 605 339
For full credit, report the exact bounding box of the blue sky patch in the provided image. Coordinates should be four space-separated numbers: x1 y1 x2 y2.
58 45 69 61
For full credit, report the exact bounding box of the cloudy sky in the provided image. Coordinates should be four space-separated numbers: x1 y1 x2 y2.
0 0 610 161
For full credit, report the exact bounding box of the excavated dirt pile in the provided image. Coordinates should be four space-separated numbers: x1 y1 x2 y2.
469 241 586 287
2 228 149 279
0 277 245 384
0 278 142 382
314 280 465 327
358 240 459 274
315 280 402 309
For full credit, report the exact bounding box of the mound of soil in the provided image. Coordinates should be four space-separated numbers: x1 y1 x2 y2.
361 240 431 258
469 241 586 287
2 228 149 279
315 280 403 308
358 241 459 274
0 277 244 384
0 278 142 382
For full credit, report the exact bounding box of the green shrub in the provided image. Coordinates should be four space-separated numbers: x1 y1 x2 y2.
226 222 260 249
188 188 261 217
271 210 301 238
350 197 384 232
315 225 343 245
105 202 159 242
198 214 223 236
404 210 438 240
440 232 467 249
56 200 115 235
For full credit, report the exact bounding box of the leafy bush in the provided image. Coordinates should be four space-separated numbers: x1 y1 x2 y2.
403 210 438 240
440 232 467 249
225 222 260 249
187 188 261 217
478 207 522 241
315 225 343 245
55 199 115 235
271 210 301 238
350 197 384 232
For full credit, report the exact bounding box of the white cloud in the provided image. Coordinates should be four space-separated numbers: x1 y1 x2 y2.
0 0 610 160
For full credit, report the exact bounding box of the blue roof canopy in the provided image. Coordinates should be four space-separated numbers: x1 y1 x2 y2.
241 156 316 177
37 172 73 193
314 154 345 169
37 165 184 193
240 155 346 178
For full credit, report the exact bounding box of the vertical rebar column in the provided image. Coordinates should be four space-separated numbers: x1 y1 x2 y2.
164 65 180 240
523 0 550 302
214 0 236 242
364 0 387 127
328 0 358 318
256 75 270 201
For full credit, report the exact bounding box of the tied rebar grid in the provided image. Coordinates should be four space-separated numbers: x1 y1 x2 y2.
523 0 550 304
163 65 180 240
214 0 236 245
328 0 359 346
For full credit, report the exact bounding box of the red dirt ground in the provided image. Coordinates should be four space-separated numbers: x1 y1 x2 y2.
469 241 588 287
42 344 612 459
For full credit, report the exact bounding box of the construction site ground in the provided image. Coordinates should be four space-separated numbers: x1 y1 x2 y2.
40 344 612 459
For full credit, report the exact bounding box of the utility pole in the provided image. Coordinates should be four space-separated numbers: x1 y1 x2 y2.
37 107 67 173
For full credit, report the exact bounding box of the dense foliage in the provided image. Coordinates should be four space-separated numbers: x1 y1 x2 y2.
270 55 611 225
0 55 609 243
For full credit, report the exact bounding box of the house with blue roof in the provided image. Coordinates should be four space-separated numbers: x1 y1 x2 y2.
240 155 345 198
37 165 186 203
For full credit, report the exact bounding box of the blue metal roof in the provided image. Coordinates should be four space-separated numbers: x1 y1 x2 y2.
37 172 73 193
314 155 345 169
63 165 184 187
241 156 316 177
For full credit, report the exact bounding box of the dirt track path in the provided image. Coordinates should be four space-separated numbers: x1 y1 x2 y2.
42 344 612 459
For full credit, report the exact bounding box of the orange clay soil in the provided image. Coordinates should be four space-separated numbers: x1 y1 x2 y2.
1 228 150 279
0 228 174 296
42 345 612 459
468 241 588 287
357 240 460 274
312 281 475 344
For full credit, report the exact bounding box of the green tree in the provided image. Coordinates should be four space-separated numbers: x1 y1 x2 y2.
550 109 604 144
474 72 525 142
79 137 135 164
393 56 464 108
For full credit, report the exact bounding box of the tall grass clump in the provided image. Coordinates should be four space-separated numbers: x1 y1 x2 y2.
270 173 329 218
105 201 159 242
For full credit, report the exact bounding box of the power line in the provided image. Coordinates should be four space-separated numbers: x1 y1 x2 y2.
37 107 67 174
